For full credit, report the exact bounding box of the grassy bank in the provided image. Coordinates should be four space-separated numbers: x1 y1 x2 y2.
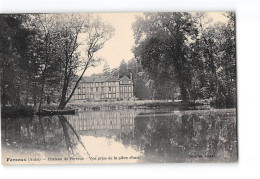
66 100 196 110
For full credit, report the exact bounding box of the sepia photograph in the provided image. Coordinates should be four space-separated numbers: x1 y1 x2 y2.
0 12 237 164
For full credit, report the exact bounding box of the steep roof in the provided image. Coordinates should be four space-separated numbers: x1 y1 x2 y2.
120 75 130 81
106 76 119 82
80 75 132 83
82 76 107 83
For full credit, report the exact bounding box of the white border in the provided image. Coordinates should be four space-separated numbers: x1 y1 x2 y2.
1 0 260 179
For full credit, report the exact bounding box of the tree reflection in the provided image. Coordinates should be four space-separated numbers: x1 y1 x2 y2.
58 115 90 157
119 110 237 162
1 114 89 158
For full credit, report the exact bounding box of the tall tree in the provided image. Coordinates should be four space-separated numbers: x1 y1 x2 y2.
118 59 128 77
29 14 60 111
54 14 114 109
133 12 197 101
103 61 111 77
0 14 39 109
127 58 150 100
190 12 236 107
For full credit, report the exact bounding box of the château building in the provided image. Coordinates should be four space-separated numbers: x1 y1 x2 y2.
71 75 134 101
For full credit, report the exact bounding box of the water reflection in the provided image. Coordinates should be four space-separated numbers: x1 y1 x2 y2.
2 115 76 158
67 110 136 136
1 108 237 163
131 109 237 162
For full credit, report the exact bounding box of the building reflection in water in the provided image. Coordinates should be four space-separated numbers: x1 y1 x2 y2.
66 109 142 162
67 110 137 138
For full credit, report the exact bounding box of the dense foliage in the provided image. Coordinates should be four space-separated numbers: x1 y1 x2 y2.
0 14 114 111
133 12 236 107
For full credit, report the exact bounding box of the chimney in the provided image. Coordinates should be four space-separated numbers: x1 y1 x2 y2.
118 71 120 79
130 73 133 80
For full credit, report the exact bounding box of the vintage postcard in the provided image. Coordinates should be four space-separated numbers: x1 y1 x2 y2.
0 12 237 164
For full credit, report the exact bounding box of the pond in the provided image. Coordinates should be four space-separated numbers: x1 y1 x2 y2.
1 108 237 164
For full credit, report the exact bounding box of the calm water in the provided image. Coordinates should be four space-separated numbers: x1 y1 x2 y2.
1 108 237 164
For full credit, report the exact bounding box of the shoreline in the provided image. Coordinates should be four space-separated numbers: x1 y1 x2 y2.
1 100 234 117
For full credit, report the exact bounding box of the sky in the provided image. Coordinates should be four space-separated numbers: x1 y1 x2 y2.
84 12 142 76
83 12 228 76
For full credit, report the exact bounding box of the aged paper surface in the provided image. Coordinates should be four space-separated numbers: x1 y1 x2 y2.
0 12 237 164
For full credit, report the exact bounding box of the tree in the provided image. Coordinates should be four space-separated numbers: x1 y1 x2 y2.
29 14 61 111
118 59 128 77
133 13 197 101
0 14 39 109
103 61 111 77
189 12 236 107
127 58 138 78
53 14 114 109
127 58 151 99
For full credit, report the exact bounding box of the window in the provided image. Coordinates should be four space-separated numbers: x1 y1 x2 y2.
128 86 131 92
91 88 93 92
96 87 98 92
109 87 111 92
113 87 116 92
120 86 123 92
124 86 127 92
82 94 85 99
82 87 86 93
